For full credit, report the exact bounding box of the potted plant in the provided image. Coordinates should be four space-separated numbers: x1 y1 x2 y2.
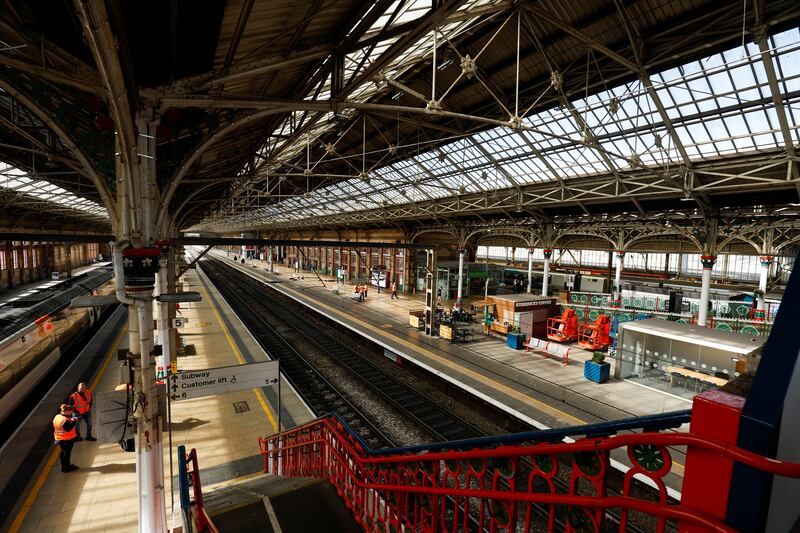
506 326 526 350
584 351 611 383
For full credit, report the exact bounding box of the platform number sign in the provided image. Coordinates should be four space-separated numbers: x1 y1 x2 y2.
172 317 186 328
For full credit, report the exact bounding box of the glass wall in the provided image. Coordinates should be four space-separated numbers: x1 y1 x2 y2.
475 246 781 283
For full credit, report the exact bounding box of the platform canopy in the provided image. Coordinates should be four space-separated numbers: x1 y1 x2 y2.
0 1 799 235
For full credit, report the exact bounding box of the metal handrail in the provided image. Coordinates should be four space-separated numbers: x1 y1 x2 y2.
259 413 800 533
178 445 215 533
269 408 692 457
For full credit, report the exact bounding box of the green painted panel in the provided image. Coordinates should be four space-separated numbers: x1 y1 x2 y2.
740 325 759 336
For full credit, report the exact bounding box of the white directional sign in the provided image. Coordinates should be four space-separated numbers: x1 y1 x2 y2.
168 361 280 401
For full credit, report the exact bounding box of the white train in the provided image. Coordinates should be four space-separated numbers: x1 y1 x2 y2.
0 268 113 424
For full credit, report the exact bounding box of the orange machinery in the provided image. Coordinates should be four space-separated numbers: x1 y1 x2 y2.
546 309 579 343
578 315 612 350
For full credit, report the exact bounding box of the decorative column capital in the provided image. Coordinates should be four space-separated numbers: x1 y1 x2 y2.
542 249 552 259
700 254 718 269
759 255 774 267
527 247 535 254
615 250 626 259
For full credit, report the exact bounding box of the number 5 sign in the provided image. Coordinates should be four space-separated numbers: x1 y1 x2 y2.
172 317 187 328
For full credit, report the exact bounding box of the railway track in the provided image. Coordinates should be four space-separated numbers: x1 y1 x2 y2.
202 257 483 444
200 255 659 533
199 258 392 449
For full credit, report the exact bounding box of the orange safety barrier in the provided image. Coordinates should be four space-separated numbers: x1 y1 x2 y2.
578 315 612 351
546 309 579 343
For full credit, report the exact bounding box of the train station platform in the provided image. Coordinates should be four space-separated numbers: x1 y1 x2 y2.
0 262 111 306
1 267 313 533
212 252 692 493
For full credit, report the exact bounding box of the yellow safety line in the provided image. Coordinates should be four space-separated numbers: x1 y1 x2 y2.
284 280 587 425
272 272 690 473
8 323 128 533
198 281 279 433
224 258 687 476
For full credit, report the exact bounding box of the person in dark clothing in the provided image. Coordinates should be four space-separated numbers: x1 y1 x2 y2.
53 404 79 472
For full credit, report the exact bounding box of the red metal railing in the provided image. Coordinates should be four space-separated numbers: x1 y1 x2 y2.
179 446 218 533
185 449 209 532
259 415 800 533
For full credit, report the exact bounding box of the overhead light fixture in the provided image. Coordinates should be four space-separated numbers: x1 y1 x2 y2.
437 58 453 70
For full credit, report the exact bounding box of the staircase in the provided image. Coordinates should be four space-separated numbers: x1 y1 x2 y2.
202 475 360 532
257 401 800 533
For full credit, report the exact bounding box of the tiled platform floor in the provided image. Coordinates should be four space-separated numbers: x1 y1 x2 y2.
5 268 312 533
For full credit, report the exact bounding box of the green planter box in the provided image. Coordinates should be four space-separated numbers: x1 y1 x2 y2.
584 361 610 383
506 333 526 350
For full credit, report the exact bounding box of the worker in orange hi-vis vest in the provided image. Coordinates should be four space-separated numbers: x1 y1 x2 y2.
68 382 95 441
53 404 79 472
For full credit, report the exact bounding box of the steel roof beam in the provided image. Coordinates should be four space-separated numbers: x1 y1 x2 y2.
174 236 433 250
208 151 793 230
0 54 105 95
73 0 136 206
754 28 799 186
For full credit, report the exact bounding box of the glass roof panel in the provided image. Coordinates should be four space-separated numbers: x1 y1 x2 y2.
210 27 800 228
0 162 108 218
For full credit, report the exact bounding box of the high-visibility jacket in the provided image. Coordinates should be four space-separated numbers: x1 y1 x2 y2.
53 414 77 441
70 390 92 414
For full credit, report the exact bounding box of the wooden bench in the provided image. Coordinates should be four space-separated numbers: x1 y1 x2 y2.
524 336 571 366
665 366 728 388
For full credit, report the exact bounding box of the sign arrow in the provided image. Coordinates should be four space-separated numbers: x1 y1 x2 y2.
168 360 280 401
